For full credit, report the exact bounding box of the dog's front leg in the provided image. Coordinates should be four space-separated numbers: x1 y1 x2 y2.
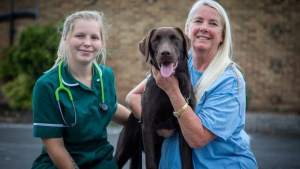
142 125 158 169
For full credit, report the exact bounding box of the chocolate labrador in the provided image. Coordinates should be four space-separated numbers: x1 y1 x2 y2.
114 27 196 169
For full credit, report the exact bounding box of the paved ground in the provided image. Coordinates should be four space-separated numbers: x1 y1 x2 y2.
0 124 300 169
245 112 300 135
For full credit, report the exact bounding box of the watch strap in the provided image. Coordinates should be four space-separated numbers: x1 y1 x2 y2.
173 102 188 118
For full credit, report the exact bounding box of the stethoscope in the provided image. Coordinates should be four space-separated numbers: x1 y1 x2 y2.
54 61 108 127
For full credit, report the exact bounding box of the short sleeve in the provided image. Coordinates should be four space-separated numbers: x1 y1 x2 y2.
197 71 242 141
32 78 63 138
199 93 241 140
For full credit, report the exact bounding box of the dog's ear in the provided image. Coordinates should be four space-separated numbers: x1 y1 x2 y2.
174 27 191 59
139 28 156 62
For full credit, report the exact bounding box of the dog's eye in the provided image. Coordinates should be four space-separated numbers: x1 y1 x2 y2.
152 39 159 43
172 37 179 41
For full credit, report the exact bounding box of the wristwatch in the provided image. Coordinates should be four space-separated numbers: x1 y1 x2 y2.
173 102 188 118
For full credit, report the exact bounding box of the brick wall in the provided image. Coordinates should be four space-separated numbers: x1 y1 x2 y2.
0 0 299 112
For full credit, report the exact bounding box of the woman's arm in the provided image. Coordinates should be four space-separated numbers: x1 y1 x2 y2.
41 138 79 169
112 103 131 126
152 68 216 149
125 79 147 120
112 78 147 125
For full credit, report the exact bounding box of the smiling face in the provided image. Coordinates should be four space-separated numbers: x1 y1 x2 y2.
188 5 224 53
68 19 102 65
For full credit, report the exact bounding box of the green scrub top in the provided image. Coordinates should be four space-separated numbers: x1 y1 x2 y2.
32 62 118 169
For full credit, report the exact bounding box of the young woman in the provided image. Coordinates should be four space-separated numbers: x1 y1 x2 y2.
32 11 130 169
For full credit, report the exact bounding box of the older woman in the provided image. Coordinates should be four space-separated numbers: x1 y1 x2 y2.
126 0 258 168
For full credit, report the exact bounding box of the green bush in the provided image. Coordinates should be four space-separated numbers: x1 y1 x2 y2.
0 47 19 81
0 24 60 111
2 74 34 110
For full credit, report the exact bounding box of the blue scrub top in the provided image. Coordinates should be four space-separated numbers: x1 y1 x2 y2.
159 55 258 169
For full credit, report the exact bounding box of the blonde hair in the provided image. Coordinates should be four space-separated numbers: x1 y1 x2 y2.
47 11 108 72
185 0 234 103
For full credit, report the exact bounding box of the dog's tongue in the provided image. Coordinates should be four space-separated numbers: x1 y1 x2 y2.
160 63 173 77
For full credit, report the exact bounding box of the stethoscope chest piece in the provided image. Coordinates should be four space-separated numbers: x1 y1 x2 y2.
98 102 108 113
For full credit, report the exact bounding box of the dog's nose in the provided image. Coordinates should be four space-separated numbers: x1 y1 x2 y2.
160 49 171 57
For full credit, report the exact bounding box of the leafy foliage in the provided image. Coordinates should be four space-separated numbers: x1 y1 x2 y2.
2 74 34 110
0 24 60 110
